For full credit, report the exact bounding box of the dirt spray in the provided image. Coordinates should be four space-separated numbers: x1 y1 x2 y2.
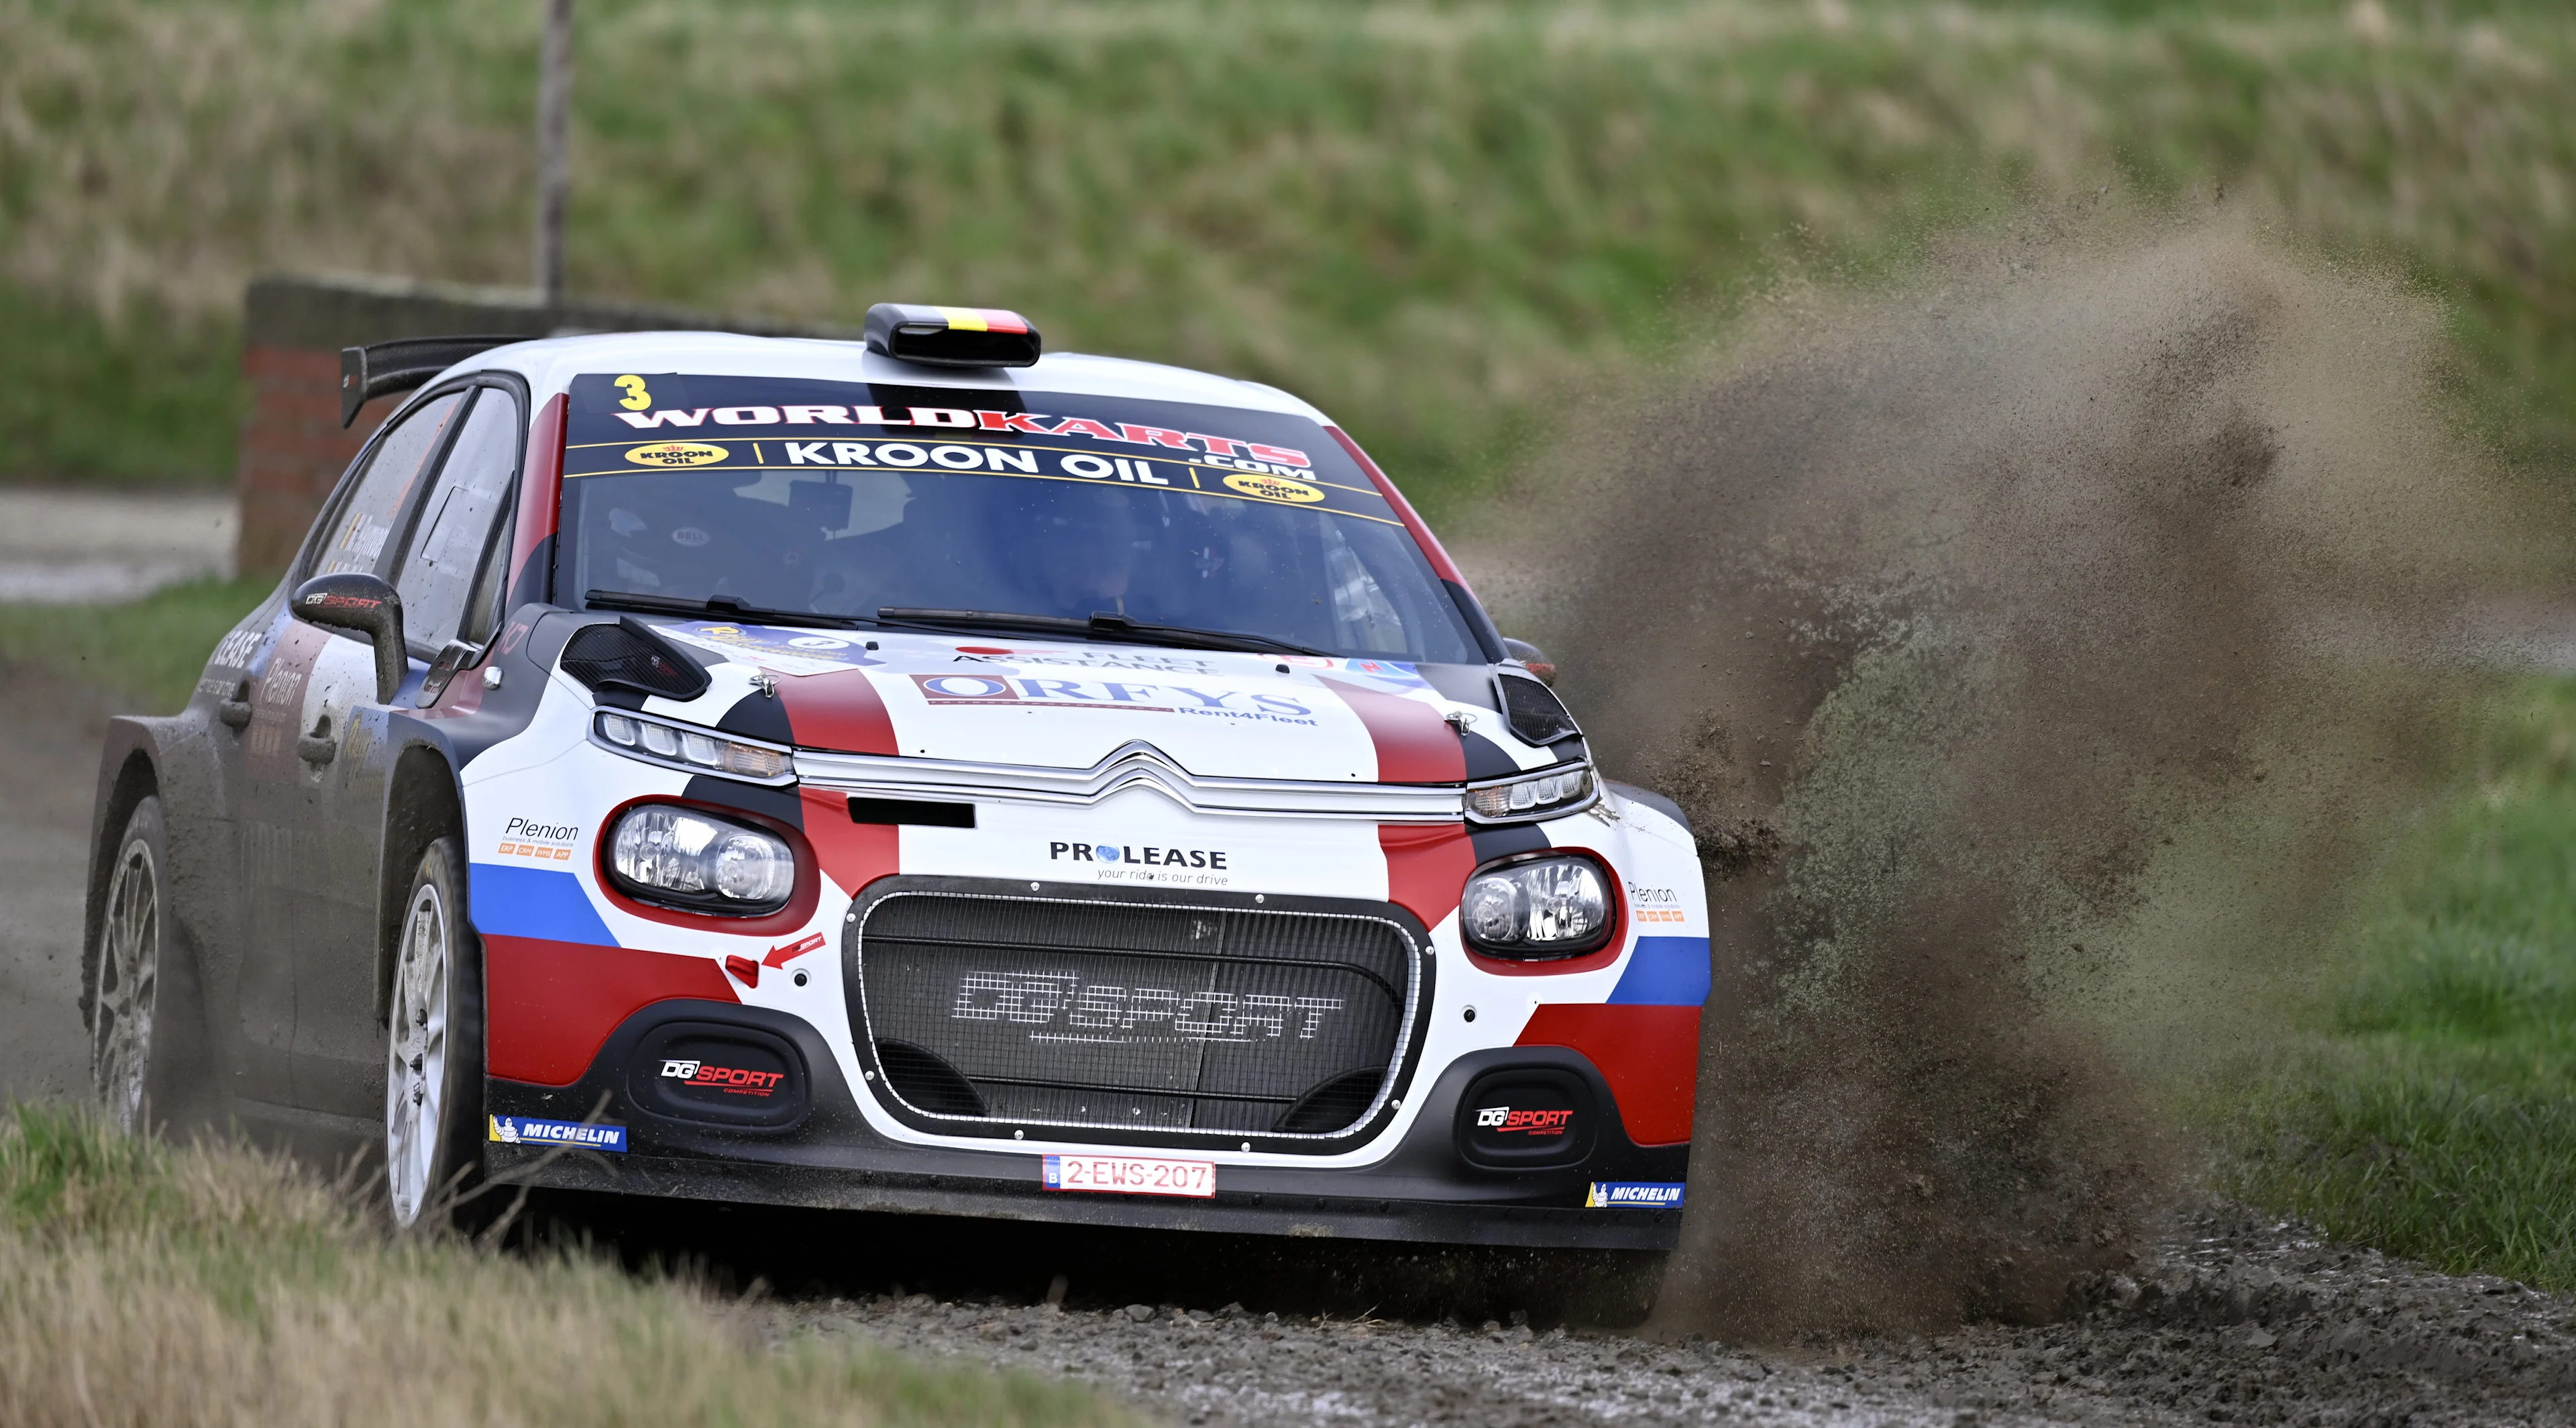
1481 213 2553 1338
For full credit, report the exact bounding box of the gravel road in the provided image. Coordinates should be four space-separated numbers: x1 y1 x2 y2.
0 656 115 1104
775 1202 2576 1425
3 658 2569 1425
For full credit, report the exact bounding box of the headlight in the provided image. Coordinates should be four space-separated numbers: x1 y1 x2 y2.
1460 855 1612 959
606 805 796 915
1464 763 1595 823
595 711 791 782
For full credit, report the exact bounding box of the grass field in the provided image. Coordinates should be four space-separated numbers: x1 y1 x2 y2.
3 0 2573 507
0 1104 1139 1428
2227 676 2576 1292
0 576 272 712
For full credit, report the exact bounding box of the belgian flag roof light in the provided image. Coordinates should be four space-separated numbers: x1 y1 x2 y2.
863 303 1042 368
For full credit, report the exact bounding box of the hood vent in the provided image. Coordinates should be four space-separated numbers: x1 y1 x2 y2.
560 617 711 701
1496 671 1581 746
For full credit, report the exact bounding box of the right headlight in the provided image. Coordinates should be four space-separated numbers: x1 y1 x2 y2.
1460 854 1613 960
594 711 792 784
606 804 796 915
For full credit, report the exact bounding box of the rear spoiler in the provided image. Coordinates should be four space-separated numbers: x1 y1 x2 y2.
340 335 528 427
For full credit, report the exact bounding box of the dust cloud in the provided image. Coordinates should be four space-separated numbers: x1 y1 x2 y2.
1483 213 2555 1339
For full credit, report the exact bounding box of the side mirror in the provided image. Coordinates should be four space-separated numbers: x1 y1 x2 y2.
1501 637 1556 686
291 572 408 704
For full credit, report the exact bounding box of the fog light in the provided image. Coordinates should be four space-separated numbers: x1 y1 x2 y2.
1460 855 1611 959
607 805 795 915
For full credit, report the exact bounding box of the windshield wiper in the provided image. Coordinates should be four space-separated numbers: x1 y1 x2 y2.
877 607 1330 658
584 589 869 631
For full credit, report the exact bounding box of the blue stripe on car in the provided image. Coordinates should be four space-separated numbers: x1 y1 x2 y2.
1605 935 1711 1006
467 863 618 946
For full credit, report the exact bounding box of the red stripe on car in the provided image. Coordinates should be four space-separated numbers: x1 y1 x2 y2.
773 667 900 755
1513 1004 1701 1145
484 934 736 1086
1316 675 1463 784
506 391 568 595
1326 425 1472 593
799 786 900 897
1379 823 1476 930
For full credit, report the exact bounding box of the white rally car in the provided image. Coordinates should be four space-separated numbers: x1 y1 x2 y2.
84 306 1709 1243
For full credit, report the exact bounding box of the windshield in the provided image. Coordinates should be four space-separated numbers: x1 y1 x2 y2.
557 374 1485 664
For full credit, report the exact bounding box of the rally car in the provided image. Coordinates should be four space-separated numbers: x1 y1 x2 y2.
83 306 1709 1245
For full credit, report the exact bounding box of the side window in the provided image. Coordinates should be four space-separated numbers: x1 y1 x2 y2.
312 391 466 579
390 387 523 652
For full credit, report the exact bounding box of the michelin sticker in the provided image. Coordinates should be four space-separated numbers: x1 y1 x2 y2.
1586 1182 1684 1209
488 1115 629 1152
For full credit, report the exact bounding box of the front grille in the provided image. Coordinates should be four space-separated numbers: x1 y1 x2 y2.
853 892 1416 1139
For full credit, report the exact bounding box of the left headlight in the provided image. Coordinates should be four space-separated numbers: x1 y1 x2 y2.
606 805 796 915
1460 854 1613 959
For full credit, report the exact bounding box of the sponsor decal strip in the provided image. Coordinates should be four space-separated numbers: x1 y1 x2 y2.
564 447 1402 525
488 1115 628 1152
581 411 1317 471
1586 1181 1684 1209
1042 1154 1216 1198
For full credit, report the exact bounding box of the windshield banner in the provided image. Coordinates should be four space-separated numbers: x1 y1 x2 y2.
564 374 1405 529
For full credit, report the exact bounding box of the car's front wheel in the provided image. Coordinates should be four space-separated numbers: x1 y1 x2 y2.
384 837 485 1229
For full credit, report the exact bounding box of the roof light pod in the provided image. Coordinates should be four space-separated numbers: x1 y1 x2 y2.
863 303 1042 368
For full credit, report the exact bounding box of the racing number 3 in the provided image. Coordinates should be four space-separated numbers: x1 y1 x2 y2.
614 374 651 411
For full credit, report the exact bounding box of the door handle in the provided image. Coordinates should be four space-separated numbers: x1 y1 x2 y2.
297 715 337 765
219 679 254 729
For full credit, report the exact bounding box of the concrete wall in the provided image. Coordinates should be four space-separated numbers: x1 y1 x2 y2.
234 274 845 574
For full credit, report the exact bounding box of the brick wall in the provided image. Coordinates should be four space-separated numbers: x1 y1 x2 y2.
233 274 845 575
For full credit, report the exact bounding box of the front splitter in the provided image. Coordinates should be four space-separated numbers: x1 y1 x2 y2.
484 1143 1682 1251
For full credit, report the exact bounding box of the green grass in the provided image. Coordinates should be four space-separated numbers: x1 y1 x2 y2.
0 1103 1142 1428
3 0 2574 509
2229 676 2576 1290
0 283 240 485
0 576 271 712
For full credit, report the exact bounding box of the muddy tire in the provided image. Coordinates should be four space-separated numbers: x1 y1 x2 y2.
383 836 486 1229
90 795 209 1133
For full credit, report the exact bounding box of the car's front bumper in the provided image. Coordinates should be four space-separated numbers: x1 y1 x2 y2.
483 998 1689 1251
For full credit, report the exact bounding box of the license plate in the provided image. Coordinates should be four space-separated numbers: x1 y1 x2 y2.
1042 1153 1216 1198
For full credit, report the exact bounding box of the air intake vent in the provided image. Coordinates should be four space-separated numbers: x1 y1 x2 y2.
560 618 711 701
851 888 1417 1144
1496 672 1580 746
877 1041 987 1117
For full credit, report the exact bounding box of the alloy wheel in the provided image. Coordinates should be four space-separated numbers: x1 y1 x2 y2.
93 835 160 1131
385 878 451 1227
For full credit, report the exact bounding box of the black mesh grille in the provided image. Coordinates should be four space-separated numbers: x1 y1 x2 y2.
561 618 710 700
1497 672 1580 745
855 894 1414 1138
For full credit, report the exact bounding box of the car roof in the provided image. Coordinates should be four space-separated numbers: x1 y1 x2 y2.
453 330 1334 425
